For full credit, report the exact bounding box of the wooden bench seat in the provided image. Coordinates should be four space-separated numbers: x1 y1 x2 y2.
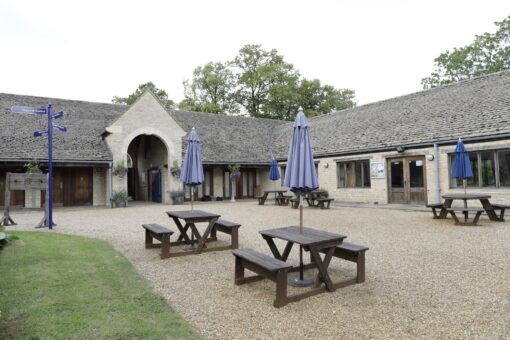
426 203 444 219
289 198 299 209
210 219 241 249
318 242 369 286
316 198 334 209
491 203 510 221
232 249 292 308
142 224 174 259
275 196 290 206
256 192 269 205
446 208 485 226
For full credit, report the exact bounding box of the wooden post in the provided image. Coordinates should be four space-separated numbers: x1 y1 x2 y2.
2 173 16 226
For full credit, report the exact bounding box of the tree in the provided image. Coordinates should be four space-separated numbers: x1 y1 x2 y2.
112 82 175 108
232 44 300 118
422 16 510 89
297 79 356 118
178 62 238 114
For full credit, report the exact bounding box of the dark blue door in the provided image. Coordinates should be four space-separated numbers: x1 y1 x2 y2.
151 170 162 203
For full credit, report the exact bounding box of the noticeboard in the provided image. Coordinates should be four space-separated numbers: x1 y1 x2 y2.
370 162 385 179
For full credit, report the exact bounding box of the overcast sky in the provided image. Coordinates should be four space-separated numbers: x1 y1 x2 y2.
1 0 509 107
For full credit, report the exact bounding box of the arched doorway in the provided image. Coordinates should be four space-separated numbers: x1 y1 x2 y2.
126 134 168 203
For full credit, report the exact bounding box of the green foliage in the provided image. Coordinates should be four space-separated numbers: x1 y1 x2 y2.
0 232 199 338
111 190 129 202
181 44 356 119
179 62 239 114
422 15 510 89
233 44 300 118
113 160 127 177
112 82 175 109
169 190 185 197
227 164 241 172
24 159 41 173
170 160 181 178
0 223 18 250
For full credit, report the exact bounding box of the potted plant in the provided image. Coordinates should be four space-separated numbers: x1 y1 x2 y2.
228 164 241 202
113 160 127 178
170 160 181 178
169 190 185 205
228 164 241 181
24 159 42 186
111 190 129 208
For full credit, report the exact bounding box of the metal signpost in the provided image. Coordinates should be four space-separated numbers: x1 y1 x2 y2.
10 104 67 229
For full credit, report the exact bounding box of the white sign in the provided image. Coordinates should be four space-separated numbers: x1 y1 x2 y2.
370 162 385 179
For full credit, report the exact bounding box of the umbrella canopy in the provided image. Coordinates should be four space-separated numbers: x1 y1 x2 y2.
283 110 319 192
451 138 473 180
180 128 204 186
269 159 280 181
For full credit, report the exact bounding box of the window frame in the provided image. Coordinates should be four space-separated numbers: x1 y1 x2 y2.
336 159 371 189
449 149 510 189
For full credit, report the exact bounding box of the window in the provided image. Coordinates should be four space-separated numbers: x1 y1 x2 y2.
449 149 510 188
337 160 371 188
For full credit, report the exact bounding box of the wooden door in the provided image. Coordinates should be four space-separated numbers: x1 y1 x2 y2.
72 168 93 205
41 169 64 207
388 157 427 204
0 168 25 207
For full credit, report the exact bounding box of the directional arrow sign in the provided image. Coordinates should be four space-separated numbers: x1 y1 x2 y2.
52 111 64 119
52 123 67 132
11 106 47 115
34 130 48 138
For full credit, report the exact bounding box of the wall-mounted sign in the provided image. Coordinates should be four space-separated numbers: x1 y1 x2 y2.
370 162 385 179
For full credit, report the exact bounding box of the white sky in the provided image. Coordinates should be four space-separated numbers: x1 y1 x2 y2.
1 0 509 106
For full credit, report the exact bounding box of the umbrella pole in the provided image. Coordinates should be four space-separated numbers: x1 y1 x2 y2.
299 194 304 281
190 186 195 248
289 193 313 287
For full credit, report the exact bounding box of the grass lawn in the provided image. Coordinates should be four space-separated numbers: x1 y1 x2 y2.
0 231 200 339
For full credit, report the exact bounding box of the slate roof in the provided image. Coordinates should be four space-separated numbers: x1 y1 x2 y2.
0 93 128 162
2 70 510 164
272 70 510 159
170 110 286 164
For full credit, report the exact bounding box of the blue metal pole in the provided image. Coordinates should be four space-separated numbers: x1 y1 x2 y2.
48 103 53 229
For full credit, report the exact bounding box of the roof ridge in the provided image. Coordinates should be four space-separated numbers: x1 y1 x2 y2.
0 92 126 108
325 68 510 117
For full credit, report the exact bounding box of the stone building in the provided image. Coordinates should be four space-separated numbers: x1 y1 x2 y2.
1 70 510 208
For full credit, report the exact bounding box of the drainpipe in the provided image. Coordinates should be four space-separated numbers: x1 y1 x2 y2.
434 143 441 204
107 161 113 207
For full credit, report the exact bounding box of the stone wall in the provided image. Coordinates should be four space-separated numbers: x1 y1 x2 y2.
256 139 510 205
104 92 186 204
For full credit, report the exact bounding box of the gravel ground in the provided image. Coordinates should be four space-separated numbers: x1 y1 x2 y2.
7 200 510 339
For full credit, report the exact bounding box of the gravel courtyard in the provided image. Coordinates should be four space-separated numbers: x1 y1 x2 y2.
7 201 510 339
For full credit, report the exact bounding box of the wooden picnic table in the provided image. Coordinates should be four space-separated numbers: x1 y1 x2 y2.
165 210 221 256
304 190 327 207
259 226 347 303
438 194 500 222
264 190 288 205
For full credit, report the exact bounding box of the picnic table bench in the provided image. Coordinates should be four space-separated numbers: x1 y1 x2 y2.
289 198 299 209
491 203 510 222
426 203 444 219
316 198 334 209
256 192 269 205
232 248 292 308
210 219 241 249
318 242 369 286
275 195 293 206
142 224 174 259
446 207 485 226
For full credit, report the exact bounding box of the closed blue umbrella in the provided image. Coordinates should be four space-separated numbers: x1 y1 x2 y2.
180 127 204 211
283 108 319 287
269 159 280 181
451 138 473 194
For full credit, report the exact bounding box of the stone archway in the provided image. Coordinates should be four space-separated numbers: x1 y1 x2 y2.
126 134 169 203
